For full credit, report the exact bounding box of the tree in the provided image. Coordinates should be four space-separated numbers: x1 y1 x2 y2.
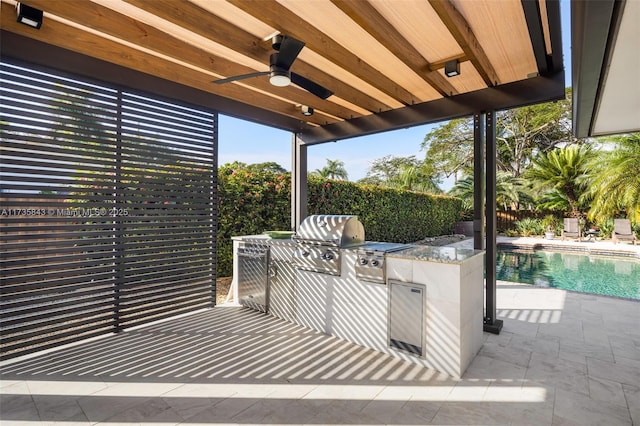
421 88 575 183
312 158 348 180
585 133 640 223
222 161 287 174
363 155 417 184
525 144 595 219
360 155 442 193
496 89 575 178
421 118 474 182
448 171 526 212
392 163 442 193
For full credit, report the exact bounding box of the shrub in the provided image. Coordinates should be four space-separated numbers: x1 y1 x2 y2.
541 214 560 233
217 166 291 276
216 171 462 277
515 218 544 236
308 177 461 243
596 219 614 239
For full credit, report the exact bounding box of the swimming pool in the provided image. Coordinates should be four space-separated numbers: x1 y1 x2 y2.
496 248 640 300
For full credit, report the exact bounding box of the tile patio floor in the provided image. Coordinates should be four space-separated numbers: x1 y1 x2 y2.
1 239 639 425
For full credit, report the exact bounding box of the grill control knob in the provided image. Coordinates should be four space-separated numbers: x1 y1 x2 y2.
323 251 334 260
301 251 310 257
371 259 380 267
359 258 368 265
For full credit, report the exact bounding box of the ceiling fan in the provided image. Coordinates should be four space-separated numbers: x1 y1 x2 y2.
213 35 333 100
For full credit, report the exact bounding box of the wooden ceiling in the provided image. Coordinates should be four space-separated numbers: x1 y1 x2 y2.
1 0 565 144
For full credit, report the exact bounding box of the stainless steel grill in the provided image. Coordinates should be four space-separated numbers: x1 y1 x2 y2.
292 215 365 275
355 242 408 284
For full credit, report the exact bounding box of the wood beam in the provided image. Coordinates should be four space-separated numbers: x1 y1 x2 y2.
428 0 500 87
330 0 458 97
297 71 565 145
226 0 417 106
123 0 389 114
1 32 307 132
21 0 351 123
0 8 330 127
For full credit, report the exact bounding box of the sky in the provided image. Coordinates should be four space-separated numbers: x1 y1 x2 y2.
218 1 572 190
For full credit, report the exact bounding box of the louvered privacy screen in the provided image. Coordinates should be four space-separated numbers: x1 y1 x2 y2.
0 61 218 360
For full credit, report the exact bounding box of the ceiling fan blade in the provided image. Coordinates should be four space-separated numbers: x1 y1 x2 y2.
213 71 269 84
275 35 305 70
291 73 333 99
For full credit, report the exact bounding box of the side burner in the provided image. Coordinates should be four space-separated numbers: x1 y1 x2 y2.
355 242 409 284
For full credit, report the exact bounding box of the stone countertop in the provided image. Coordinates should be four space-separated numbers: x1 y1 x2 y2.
388 245 484 264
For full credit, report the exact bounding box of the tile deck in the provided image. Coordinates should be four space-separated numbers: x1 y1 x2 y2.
1 238 639 425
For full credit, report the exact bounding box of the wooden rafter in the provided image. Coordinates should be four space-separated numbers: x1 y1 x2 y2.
428 0 500 87
22 0 352 123
122 0 390 115
0 0 564 138
0 8 336 126
330 0 458 97
226 0 417 106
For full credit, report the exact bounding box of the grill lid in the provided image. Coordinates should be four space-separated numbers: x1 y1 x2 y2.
294 214 365 247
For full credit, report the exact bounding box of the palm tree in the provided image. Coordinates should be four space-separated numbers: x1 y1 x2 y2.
390 164 441 193
312 159 348 180
526 144 594 219
448 171 525 211
585 133 640 223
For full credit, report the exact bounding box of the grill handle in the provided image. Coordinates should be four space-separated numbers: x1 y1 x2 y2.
291 235 340 246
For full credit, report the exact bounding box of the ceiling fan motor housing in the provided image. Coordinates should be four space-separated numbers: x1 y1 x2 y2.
269 53 291 86
272 34 284 51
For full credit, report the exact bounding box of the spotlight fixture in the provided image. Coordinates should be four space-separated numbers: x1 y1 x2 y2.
444 59 460 77
16 3 43 29
301 105 314 116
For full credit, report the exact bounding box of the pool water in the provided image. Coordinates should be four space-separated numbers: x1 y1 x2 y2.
496 249 640 300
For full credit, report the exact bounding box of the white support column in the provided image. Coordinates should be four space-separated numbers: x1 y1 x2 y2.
291 133 308 231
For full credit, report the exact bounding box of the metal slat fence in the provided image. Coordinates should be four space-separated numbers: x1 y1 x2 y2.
1 61 218 360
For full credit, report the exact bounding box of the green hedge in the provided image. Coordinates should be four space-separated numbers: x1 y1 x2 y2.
217 171 462 277
307 176 461 243
216 167 291 276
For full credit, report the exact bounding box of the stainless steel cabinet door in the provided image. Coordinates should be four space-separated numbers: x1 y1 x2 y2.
388 281 425 356
238 251 269 312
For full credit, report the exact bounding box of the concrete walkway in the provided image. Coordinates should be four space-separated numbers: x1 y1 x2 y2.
1 278 639 425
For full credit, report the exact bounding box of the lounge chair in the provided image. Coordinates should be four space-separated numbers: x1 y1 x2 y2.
612 219 637 245
561 218 581 241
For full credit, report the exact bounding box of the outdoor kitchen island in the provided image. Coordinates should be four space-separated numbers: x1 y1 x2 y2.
231 216 485 378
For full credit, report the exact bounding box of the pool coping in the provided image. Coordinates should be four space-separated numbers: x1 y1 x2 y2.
493 236 640 260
